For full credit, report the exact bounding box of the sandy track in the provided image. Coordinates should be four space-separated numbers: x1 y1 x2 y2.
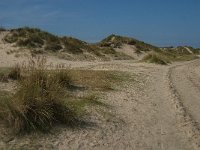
168 59 200 149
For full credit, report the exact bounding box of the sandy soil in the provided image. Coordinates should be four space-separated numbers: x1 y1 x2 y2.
0 32 200 149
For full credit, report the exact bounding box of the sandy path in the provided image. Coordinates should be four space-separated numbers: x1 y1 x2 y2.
1 62 200 150
169 59 200 149
55 59 200 150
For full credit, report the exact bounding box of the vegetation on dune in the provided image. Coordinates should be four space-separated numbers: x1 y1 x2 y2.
164 46 199 55
100 34 200 63
142 48 199 65
3 27 130 59
160 46 200 62
4 27 60 50
99 34 158 52
0 57 131 133
0 66 22 82
0 57 111 133
0 58 75 132
61 36 85 54
142 53 171 65
2 27 199 61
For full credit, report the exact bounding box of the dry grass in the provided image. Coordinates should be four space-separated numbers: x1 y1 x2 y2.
142 53 171 65
100 34 158 52
0 68 10 82
0 58 76 132
67 70 133 91
3 27 132 60
172 55 199 61
0 57 126 133
0 57 110 133
68 70 114 90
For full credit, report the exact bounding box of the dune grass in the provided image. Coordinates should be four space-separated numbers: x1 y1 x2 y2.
142 53 171 65
100 34 158 52
0 57 130 133
0 68 10 82
0 58 76 132
0 58 111 133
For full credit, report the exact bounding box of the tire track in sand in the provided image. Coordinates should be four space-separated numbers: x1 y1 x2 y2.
167 59 200 149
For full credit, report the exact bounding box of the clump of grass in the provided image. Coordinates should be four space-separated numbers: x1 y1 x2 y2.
54 68 72 88
0 68 11 82
142 53 170 65
8 65 21 80
0 57 80 132
0 91 11 120
0 66 23 81
0 72 8 82
0 67 20 82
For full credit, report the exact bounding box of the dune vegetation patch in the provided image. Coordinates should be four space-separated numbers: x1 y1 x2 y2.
0 57 130 133
3 27 131 60
142 53 171 65
99 34 158 52
67 69 134 91
0 58 112 133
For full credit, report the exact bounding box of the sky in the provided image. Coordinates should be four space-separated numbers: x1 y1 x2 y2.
0 0 200 47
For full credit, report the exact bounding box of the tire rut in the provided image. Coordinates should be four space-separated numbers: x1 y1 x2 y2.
167 60 200 149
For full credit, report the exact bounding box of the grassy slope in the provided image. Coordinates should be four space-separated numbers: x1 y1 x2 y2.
99 34 200 64
3 27 131 60
2 27 200 63
99 34 159 52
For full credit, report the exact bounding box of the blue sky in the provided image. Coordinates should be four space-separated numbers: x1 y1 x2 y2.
0 0 200 47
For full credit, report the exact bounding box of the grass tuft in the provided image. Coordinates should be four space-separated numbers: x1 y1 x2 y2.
8 65 21 80
0 57 81 132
